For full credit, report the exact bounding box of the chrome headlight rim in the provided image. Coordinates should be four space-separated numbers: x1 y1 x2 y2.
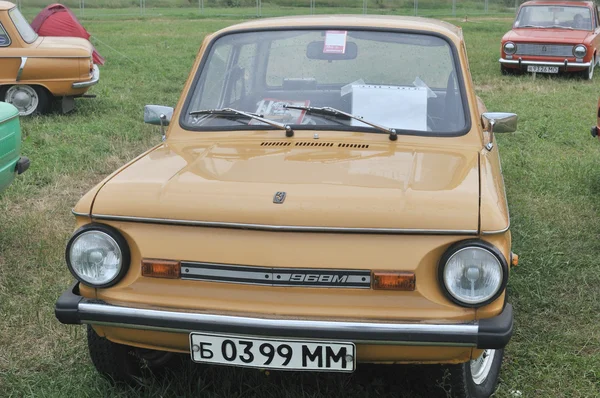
437 239 508 308
573 44 587 58
503 41 517 55
65 223 130 288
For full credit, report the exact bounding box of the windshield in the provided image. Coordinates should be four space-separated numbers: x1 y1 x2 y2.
9 7 38 44
182 29 468 135
514 5 593 30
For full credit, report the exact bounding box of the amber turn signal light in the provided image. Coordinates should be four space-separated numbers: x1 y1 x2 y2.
141 259 180 279
372 272 415 291
511 253 519 267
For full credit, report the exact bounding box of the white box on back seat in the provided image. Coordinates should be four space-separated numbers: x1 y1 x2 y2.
350 85 428 132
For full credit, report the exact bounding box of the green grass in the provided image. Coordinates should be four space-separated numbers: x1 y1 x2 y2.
1 12 599 398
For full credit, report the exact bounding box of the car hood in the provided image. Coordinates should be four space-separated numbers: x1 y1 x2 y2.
91 140 480 231
505 28 592 43
35 36 93 55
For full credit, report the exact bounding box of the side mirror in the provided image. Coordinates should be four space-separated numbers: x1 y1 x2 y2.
144 105 173 126
482 112 517 151
144 105 173 141
591 97 600 139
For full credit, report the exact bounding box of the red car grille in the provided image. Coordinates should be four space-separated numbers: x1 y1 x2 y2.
515 43 574 57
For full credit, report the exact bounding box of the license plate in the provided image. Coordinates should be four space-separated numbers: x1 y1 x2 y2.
189 332 356 372
527 65 559 73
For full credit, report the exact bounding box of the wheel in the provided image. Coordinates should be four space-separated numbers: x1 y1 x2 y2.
582 57 595 80
2 85 50 116
86 325 176 385
438 349 504 398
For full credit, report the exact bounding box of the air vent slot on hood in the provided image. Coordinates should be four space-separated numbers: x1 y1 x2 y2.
295 142 335 147
260 142 291 146
260 141 369 149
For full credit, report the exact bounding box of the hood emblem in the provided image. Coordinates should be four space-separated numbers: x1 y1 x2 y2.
273 192 286 204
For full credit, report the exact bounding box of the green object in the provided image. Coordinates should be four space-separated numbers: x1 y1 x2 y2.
0 102 22 194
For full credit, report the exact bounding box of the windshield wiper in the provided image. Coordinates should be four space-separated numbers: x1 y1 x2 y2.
550 25 573 30
189 108 294 137
284 105 398 141
519 24 545 28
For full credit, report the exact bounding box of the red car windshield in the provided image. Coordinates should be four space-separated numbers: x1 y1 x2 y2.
514 5 593 30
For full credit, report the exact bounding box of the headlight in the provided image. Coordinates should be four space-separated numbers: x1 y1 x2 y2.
573 44 587 58
438 240 508 307
66 224 130 288
503 42 516 55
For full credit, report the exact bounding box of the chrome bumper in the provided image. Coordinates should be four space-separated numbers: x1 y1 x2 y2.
499 58 591 68
72 65 100 89
55 282 513 349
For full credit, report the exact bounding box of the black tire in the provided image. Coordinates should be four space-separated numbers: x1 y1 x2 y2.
32 86 51 115
437 349 504 398
86 325 176 385
0 85 51 116
581 56 595 80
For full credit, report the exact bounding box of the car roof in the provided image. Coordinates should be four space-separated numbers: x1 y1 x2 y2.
0 1 15 11
521 0 594 7
216 15 463 42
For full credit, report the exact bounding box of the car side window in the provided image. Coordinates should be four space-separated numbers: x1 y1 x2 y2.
0 23 10 47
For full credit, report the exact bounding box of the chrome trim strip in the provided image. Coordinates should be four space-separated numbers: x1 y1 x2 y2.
16 56 27 81
0 55 91 59
72 64 100 89
71 209 90 217
90 214 479 235
499 58 591 67
78 301 479 346
481 223 510 235
88 321 474 347
181 261 372 288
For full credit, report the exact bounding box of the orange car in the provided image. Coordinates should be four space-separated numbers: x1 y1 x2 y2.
500 1 600 79
56 16 517 398
0 1 99 115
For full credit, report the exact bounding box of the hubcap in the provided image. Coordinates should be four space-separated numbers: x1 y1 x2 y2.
470 349 496 385
5 85 38 116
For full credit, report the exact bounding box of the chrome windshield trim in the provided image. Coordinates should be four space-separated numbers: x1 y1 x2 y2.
78 300 479 346
90 214 479 235
72 64 100 89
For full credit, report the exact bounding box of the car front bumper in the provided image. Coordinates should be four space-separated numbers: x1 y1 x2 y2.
72 65 100 89
55 282 513 350
499 58 591 69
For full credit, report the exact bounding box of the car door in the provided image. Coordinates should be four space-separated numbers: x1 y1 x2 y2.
594 6 600 62
0 21 21 86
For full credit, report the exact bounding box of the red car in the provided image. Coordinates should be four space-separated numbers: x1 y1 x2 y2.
500 0 600 79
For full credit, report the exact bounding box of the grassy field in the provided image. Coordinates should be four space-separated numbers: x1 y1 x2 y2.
1 10 600 398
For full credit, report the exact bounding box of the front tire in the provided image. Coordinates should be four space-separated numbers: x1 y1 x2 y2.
1 85 50 116
439 349 504 398
86 325 175 385
582 57 595 80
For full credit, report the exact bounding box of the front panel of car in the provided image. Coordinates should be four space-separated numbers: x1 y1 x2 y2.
73 217 507 321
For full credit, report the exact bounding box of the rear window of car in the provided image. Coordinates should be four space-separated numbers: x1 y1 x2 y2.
9 7 38 44
0 23 10 47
